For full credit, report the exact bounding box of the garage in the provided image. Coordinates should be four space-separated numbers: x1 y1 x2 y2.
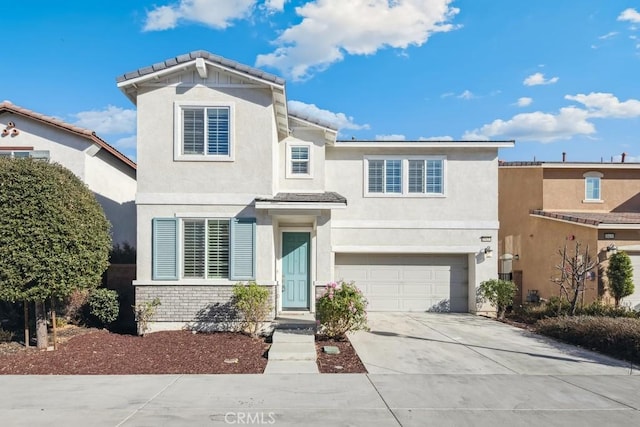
334 253 469 312
626 253 640 311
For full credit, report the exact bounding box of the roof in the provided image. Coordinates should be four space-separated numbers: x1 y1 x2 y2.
116 50 285 86
334 140 515 149
530 210 640 228
0 101 136 171
501 161 640 169
255 192 347 204
288 112 338 132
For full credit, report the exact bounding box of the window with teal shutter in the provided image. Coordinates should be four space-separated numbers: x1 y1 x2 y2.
230 218 256 280
152 218 178 280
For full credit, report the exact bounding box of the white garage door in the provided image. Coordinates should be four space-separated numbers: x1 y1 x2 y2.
334 253 469 312
624 253 640 311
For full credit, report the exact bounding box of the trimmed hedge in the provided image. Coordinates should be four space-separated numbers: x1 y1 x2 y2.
536 316 640 364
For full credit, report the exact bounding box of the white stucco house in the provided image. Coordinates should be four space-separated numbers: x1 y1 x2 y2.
117 51 513 331
0 101 137 247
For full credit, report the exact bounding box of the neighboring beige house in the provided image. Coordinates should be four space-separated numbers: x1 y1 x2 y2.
499 160 640 310
0 101 137 247
117 51 513 331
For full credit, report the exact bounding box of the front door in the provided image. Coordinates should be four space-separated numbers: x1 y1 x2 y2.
282 232 310 309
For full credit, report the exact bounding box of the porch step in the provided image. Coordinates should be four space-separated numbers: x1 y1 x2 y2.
274 312 317 331
264 360 319 374
264 327 319 374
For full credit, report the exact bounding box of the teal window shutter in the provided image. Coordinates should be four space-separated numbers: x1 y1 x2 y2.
152 218 178 280
230 218 256 280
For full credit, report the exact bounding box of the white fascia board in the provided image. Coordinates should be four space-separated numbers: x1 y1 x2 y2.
332 245 484 254
331 220 499 230
333 141 514 149
255 201 347 210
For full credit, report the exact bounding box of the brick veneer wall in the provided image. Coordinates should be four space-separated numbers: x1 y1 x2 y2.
135 285 276 330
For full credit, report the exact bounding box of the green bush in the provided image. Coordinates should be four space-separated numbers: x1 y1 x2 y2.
316 281 369 339
87 288 119 326
0 328 13 343
479 279 517 319
578 300 639 318
607 251 634 307
232 282 270 338
536 316 640 364
133 298 161 336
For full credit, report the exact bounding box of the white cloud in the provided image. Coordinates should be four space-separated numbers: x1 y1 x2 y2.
440 92 455 98
71 106 136 134
516 97 533 107
143 0 257 31
523 72 559 86
598 31 618 40
256 0 460 80
565 92 640 118
462 107 594 142
287 100 369 130
612 153 640 162
419 135 454 141
114 135 137 149
376 134 406 141
618 8 640 23
457 90 474 100
264 0 287 12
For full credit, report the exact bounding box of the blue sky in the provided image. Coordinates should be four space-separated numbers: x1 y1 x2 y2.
1 1 639 163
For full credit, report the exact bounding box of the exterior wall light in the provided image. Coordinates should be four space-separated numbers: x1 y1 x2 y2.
483 246 493 258
606 244 617 255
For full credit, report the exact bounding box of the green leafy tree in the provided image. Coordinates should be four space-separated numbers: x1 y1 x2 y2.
0 158 111 348
606 251 634 307
479 279 517 320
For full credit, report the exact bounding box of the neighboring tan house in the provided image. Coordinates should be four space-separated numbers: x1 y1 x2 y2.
0 101 137 247
117 50 513 331
499 160 640 310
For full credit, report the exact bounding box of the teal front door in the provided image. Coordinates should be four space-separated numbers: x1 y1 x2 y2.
282 232 310 309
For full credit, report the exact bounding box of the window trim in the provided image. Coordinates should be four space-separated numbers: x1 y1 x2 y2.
364 155 446 197
174 101 235 162
583 171 603 203
285 142 313 179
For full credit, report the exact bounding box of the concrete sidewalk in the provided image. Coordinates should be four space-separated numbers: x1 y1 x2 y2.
1 373 640 426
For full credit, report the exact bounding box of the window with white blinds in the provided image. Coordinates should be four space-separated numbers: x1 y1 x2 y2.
183 219 229 279
178 104 232 159
366 156 445 196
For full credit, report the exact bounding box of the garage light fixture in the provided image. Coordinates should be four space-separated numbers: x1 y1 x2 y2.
483 246 493 258
606 243 617 255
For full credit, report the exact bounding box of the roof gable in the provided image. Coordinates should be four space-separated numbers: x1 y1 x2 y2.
0 101 136 171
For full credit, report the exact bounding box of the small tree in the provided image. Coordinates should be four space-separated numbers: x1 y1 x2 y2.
0 158 111 348
552 241 599 316
232 282 270 338
478 279 516 320
606 251 634 307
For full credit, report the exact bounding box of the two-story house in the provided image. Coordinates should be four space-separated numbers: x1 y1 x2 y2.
499 160 640 310
117 51 513 332
0 101 137 247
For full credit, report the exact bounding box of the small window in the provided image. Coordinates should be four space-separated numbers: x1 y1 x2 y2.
175 103 233 161
183 219 230 279
290 146 309 175
584 172 603 201
0 150 49 160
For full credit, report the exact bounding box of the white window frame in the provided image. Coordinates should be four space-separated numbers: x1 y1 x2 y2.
181 218 230 280
174 101 235 162
0 150 49 160
285 142 313 179
364 155 446 197
583 171 603 203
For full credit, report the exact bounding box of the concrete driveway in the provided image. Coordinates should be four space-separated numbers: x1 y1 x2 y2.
349 312 638 375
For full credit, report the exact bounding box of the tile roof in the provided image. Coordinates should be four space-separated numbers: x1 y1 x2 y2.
530 210 640 226
116 50 285 86
0 101 136 171
255 192 347 204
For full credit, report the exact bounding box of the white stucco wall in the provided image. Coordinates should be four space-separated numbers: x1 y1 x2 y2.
0 115 137 246
278 129 326 193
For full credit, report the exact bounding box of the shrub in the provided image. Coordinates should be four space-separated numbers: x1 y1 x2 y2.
61 289 90 325
316 281 369 339
578 300 639 318
133 298 161 336
479 279 516 319
232 282 271 338
0 328 13 343
87 288 119 326
536 316 640 364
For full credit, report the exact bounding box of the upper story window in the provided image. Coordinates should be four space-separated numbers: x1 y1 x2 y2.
0 150 49 160
174 102 233 161
366 156 445 197
286 142 312 179
583 171 603 202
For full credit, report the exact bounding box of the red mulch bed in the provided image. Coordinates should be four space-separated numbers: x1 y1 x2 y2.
0 328 270 375
315 336 367 374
